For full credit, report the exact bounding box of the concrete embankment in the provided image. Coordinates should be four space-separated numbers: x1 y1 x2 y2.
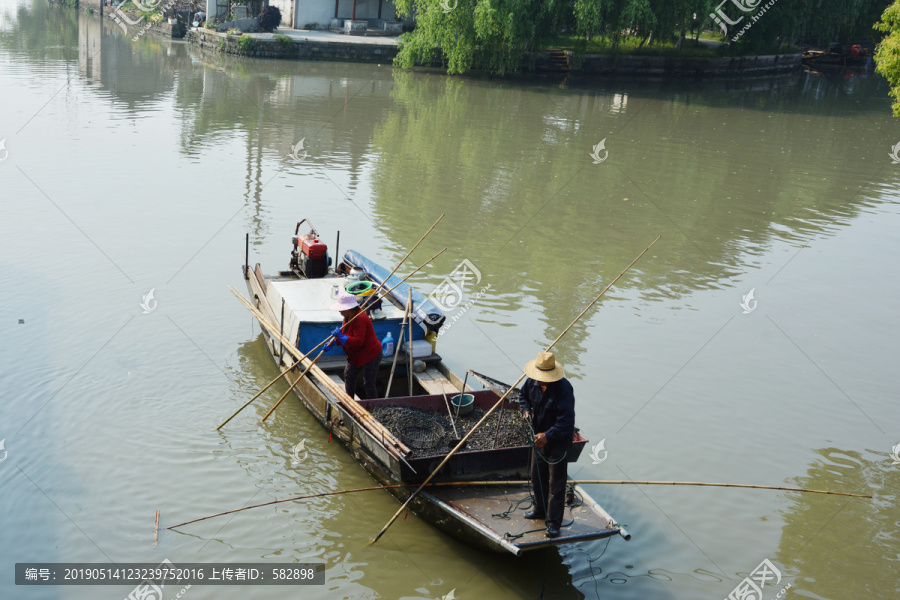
188 28 399 62
188 27 801 76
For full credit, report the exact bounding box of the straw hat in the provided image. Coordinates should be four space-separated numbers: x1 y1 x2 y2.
524 351 565 383
330 291 360 311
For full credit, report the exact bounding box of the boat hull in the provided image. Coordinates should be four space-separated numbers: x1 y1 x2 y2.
242 263 627 554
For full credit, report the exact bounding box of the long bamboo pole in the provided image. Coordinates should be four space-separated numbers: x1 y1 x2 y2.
217 364 298 430
229 289 421 476
231 248 445 423
406 288 413 396
168 478 870 530
217 214 444 429
566 480 871 496
230 288 410 455
217 296 367 429
490 369 505 449
380 213 444 285
347 213 443 318
261 348 326 421
385 297 410 397
442 392 459 439
263 245 446 408
370 236 662 544
229 248 446 455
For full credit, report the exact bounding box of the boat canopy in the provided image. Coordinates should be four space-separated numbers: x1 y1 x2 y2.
343 249 446 332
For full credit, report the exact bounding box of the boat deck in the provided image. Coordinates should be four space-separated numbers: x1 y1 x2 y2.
425 484 628 553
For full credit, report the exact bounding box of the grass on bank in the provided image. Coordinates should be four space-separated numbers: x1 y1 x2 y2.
274 34 293 51
543 33 797 57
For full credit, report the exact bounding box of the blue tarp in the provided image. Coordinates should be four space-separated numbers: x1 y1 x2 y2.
297 320 423 359
343 249 446 332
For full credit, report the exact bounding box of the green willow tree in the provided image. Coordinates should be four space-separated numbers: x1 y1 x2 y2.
572 0 658 47
875 0 900 115
394 0 890 74
735 0 886 51
393 0 705 73
392 0 570 74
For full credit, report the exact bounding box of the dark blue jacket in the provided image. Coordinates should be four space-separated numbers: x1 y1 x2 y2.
519 378 575 445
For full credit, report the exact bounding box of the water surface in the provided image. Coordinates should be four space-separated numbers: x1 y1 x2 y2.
2 2 899 599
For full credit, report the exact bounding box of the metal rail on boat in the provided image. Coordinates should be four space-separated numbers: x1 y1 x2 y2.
574 484 630 541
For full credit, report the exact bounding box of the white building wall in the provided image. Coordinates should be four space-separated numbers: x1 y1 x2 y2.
206 0 229 21
294 0 399 28
294 0 332 27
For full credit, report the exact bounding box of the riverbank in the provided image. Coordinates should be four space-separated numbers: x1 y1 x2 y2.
62 0 801 78
188 26 801 77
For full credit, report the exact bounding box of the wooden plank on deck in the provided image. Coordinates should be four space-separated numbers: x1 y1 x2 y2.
415 366 460 396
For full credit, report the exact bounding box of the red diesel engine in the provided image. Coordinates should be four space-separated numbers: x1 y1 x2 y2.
290 220 329 279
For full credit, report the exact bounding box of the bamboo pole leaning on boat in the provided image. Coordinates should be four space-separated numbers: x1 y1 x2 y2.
489 369 506 449
385 296 411 397
261 347 327 422
230 288 411 457
168 477 871 530
442 392 460 439
406 289 414 396
370 236 662 544
215 212 443 430
249 246 448 423
232 290 420 476
234 299 416 474
216 364 299 430
225 247 446 455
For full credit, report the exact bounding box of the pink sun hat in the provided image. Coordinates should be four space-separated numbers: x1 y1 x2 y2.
330 291 360 311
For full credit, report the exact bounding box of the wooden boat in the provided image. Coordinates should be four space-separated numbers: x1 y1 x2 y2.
802 44 872 68
239 220 631 555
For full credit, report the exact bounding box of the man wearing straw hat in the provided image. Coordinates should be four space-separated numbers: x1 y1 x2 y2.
520 351 575 538
327 292 383 399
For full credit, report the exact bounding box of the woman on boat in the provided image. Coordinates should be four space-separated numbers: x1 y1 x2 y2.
327 292 383 399
519 351 575 539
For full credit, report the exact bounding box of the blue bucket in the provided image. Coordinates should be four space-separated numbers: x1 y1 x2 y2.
451 393 474 416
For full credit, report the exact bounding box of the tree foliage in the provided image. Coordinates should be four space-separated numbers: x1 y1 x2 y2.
734 0 887 50
393 0 569 74
875 0 900 115
394 0 892 74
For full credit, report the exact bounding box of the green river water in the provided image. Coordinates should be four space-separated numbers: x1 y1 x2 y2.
2 2 900 599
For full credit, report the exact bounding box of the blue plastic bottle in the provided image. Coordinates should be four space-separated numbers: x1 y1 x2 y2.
382 332 394 357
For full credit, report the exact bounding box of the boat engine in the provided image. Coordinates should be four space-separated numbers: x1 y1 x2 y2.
290 219 329 279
